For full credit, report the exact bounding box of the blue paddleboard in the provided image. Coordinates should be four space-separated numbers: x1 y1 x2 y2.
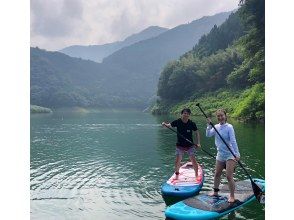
165 178 265 220
161 162 204 197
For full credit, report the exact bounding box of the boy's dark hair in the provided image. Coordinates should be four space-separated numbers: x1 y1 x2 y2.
181 108 191 114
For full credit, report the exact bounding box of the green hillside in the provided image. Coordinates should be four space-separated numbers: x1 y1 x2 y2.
31 47 162 108
31 47 106 108
152 0 265 121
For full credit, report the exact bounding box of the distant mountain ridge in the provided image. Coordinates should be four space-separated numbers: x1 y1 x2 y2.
59 26 168 62
102 11 232 74
122 26 168 47
31 11 234 109
102 11 233 96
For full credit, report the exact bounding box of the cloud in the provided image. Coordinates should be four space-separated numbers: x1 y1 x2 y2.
30 0 238 51
31 0 84 37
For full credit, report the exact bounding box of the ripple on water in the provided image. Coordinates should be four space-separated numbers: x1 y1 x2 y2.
31 158 165 219
31 113 264 220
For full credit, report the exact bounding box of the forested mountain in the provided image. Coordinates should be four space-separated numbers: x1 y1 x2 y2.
59 26 168 62
153 0 265 121
31 11 233 109
103 11 232 75
31 47 106 107
31 47 154 108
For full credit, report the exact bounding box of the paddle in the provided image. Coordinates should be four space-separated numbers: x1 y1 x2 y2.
195 103 265 203
163 124 216 160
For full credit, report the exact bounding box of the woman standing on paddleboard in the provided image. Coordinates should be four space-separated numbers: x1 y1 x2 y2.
162 108 201 181
206 109 240 203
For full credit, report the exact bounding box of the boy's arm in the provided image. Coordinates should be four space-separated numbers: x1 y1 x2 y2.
162 119 177 128
195 130 201 147
162 122 171 128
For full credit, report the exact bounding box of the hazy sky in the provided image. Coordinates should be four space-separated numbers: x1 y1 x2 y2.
31 0 238 51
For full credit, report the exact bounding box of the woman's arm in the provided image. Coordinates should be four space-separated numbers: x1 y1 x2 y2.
206 125 215 137
205 118 215 137
228 125 240 157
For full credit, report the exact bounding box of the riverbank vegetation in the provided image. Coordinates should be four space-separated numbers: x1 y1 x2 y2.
152 0 264 121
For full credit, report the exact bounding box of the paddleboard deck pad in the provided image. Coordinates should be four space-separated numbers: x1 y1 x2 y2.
165 178 265 220
161 162 204 197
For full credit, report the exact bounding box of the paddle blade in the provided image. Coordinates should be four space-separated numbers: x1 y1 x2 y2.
259 192 265 204
251 180 265 204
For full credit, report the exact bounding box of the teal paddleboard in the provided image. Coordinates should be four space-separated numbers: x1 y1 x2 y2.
165 178 265 220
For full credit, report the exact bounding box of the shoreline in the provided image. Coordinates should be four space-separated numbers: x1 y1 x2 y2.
30 105 52 114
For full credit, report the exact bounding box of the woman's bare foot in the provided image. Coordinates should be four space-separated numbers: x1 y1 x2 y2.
210 187 219 196
228 196 235 203
209 191 218 196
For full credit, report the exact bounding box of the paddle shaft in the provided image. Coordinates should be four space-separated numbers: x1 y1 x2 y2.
163 124 216 160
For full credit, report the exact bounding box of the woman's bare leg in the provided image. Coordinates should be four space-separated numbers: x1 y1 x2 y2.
211 160 225 196
226 159 236 202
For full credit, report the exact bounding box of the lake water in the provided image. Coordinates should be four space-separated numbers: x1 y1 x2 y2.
30 109 265 220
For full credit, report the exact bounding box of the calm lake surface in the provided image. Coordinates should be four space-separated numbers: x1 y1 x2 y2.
30 109 265 220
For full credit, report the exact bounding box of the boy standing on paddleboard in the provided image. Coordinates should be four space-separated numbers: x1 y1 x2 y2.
162 108 201 180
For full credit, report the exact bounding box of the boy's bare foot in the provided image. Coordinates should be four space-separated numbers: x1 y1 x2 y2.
196 175 201 182
174 172 179 180
228 197 235 203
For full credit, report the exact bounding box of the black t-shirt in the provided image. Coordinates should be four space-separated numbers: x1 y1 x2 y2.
171 118 198 147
